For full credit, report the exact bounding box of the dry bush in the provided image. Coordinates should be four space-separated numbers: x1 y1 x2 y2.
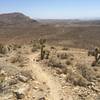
8 44 21 51
76 64 96 82
0 44 7 54
31 47 38 52
48 55 65 68
93 67 100 80
66 69 89 87
10 54 29 65
57 52 69 59
20 70 34 80
50 46 56 49
66 60 72 65
31 42 40 52
57 51 74 61
62 47 69 51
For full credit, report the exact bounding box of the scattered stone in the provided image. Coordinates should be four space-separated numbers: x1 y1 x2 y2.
91 86 100 92
17 74 29 82
13 84 30 99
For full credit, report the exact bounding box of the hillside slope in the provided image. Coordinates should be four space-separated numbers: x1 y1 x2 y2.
0 12 37 26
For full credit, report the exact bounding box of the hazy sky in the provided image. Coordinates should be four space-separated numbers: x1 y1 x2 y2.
0 0 100 19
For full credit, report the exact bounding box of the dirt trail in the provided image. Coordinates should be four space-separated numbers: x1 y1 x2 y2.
26 53 72 100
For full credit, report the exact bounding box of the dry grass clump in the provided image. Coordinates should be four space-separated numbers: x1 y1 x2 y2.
48 50 74 68
10 54 29 65
76 64 97 82
66 69 89 87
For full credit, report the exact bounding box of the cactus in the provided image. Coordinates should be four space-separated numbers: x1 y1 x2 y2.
39 39 46 60
91 48 100 66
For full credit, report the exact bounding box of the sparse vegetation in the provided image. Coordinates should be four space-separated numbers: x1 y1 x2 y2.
48 55 64 68
66 69 89 87
76 64 96 82
39 38 46 60
57 52 68 59
0 44 7 54
0 13 100 100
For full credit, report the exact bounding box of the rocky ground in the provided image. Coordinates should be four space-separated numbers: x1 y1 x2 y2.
0 43 100 100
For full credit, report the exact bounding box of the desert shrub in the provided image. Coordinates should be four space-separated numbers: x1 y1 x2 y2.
10 54 29 64
51 46 56 49
20 70 33 80
62 47 69 51
10 55 22 63
66 60 72 65
31 41 41 52
10 44 21 50
31 47 38 52
48 56 65 68
76 64 96 82
93 67 100 79
57 52 68 59
43 50 50 59
61 67 68 74
66 69 89 87
0 44 7 54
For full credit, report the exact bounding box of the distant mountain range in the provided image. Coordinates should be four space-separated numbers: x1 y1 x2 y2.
38 19 100 25
0 12 100 49
0 12 37 26
0 12 100 26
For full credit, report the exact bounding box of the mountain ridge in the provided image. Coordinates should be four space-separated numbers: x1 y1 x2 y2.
0 12 37 26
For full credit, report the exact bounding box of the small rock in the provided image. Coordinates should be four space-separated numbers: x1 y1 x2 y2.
38 97 46 100
91 86 100 92
0 70 7 76
13 84 30 99
18 75 29 82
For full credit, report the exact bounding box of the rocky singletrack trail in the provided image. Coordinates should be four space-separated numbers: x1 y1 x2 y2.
26 52 72 100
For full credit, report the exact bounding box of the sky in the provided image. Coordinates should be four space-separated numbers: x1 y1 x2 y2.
0 0 100 19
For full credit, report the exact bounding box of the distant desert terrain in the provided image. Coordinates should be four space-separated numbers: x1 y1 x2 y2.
0 13 100 100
